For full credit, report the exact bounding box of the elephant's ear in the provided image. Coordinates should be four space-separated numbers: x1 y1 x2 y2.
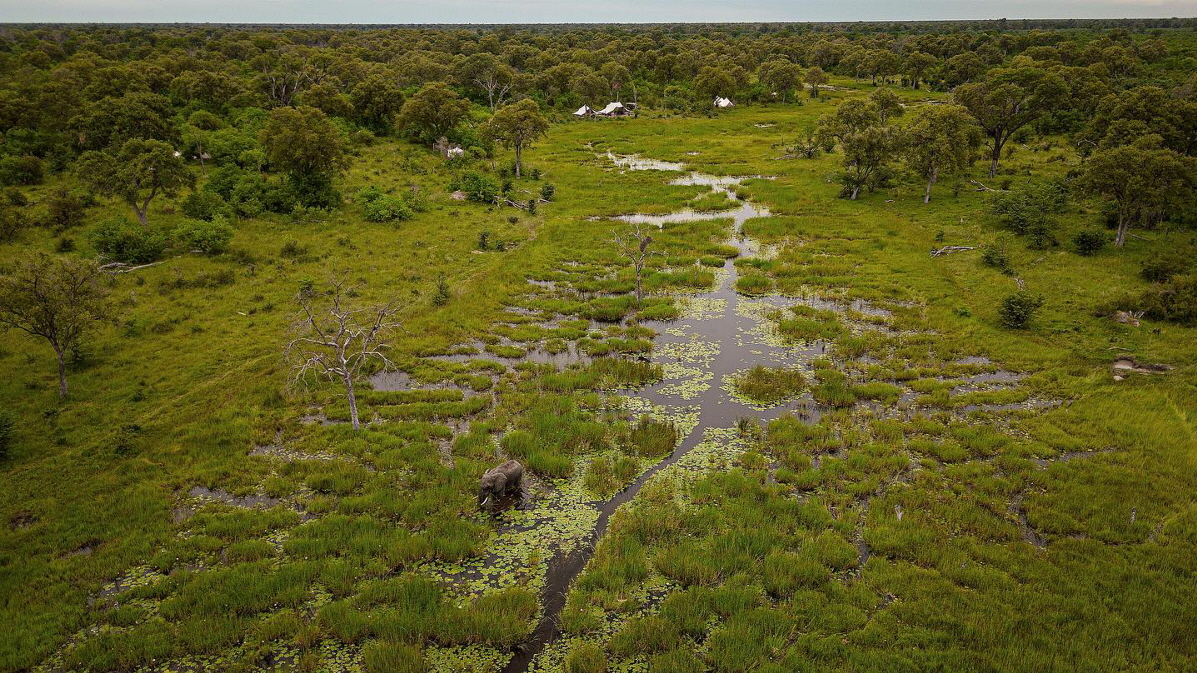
494 473 507 491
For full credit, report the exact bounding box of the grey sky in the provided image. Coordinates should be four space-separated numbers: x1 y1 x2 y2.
1 0 1194 24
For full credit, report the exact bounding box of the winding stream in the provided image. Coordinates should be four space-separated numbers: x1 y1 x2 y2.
503 154 841 672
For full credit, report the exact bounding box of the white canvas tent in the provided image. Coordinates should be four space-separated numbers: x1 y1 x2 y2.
713 96 735 108
596 101 627 116
573 105 595 116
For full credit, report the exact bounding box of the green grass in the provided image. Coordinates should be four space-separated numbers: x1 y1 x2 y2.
731 365 806 404
1 77 1196 673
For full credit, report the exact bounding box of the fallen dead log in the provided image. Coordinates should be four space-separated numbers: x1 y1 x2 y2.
968 179 1001 192
931 245 976 257
100 261 164 273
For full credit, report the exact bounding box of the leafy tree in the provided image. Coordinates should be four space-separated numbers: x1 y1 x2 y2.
396 82 471 144
260 106 347 207
0 253 113 398
868 88 904 123
72 92 176 150
1079 86 1197 156
1076 136 1196 247
941 52 987 87
998 291 1045 329
903 104 981 203
954 67 1067 176
904 51 937 89
349 75 405 132
481 99 549 178
693 66 737 108
76 139 195 226
757 60 803 103
805 66 829 98
816 99 902 200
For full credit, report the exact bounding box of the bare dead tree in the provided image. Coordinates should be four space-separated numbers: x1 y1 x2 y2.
614 222 655 305
285 281 402 430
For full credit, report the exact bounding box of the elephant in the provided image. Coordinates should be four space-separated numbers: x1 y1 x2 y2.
479 460 523 508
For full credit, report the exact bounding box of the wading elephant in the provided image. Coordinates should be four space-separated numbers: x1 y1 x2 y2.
479 460 523 508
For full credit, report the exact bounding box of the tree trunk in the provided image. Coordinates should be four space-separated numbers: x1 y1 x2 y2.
514 145 522 178
345 375 360 430
635 267 643 304
1116 216 1128 247
134 204 148 226
850 185 861 200
924 168 937 204
54 345 68 399
989 141 1002 178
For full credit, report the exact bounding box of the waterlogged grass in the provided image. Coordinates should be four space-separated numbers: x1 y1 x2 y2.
3 81 1197 673
731 365 806 405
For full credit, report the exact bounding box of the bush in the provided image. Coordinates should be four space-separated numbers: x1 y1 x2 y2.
181 190 231 221
0 155 44 186
1136 274 1197 326
980 239 1013 273
174 216 234 254
90 216 166 263
998 291 1045 329
0 204 24 242
1072 230 1107 256
362 195 412 223
454 171 499 203
1140 252 1192 284
40 187 89 231
0 411 13 461
540 183 556 201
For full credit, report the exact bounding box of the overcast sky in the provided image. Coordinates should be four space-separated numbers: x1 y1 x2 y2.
1 0 1194 24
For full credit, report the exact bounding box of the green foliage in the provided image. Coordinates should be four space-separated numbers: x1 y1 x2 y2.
0 155 43 186
359 187 415 223
90 216 166 263
454 171 499 204
180 190 231 221
1072 230 1107 256
998 290 1045 329
990 180 1067 248
1140 251 1192 284
0 411 13 461
173 216 234 255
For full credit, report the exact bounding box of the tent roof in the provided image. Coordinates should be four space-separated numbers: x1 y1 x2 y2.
596 102 625 114
573 105 593 115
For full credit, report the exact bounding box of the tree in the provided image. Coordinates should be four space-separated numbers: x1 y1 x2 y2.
805 66 829 98
903 104 981 203
457 54 515 111
904 52 937 90
260 106 347 205
76 139 195 226
481 98 549 178
0 253 113 398
349 76 405 133
287 281 403 431
757 59 803 103
615 222 655 304
868 88 904 124
694 66 736 108
1076 136 1196 247
396 82 471 144
954 68 1067 177
816 99 903 200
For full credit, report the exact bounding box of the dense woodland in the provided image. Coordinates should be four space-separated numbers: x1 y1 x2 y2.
1 19 1196 673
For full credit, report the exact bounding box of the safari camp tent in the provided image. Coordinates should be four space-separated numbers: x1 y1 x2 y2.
713 96 735 108
573 105 595 117
595 101 629 117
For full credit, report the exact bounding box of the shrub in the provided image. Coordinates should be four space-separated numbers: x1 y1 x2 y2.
90 216 166 263
0 155 44 186
174 216 234 254
363 195 412 223
540 183 556 201
0 204 24 242
980 239 1013 274
41 187 88 231
998 291 1045 329
1072 230 1107 256
1140 252 1192 284
454 171 499 203
1135 274 1197 326
0 411 13 461
181 190 231 221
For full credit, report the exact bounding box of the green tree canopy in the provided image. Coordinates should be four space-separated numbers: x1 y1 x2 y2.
76 138 194 225
482 98 550 178
954 67 1068 177
396 82 471 144
903 104 982 203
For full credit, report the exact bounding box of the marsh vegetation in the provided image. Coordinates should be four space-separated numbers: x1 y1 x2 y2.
0 20 1196 673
